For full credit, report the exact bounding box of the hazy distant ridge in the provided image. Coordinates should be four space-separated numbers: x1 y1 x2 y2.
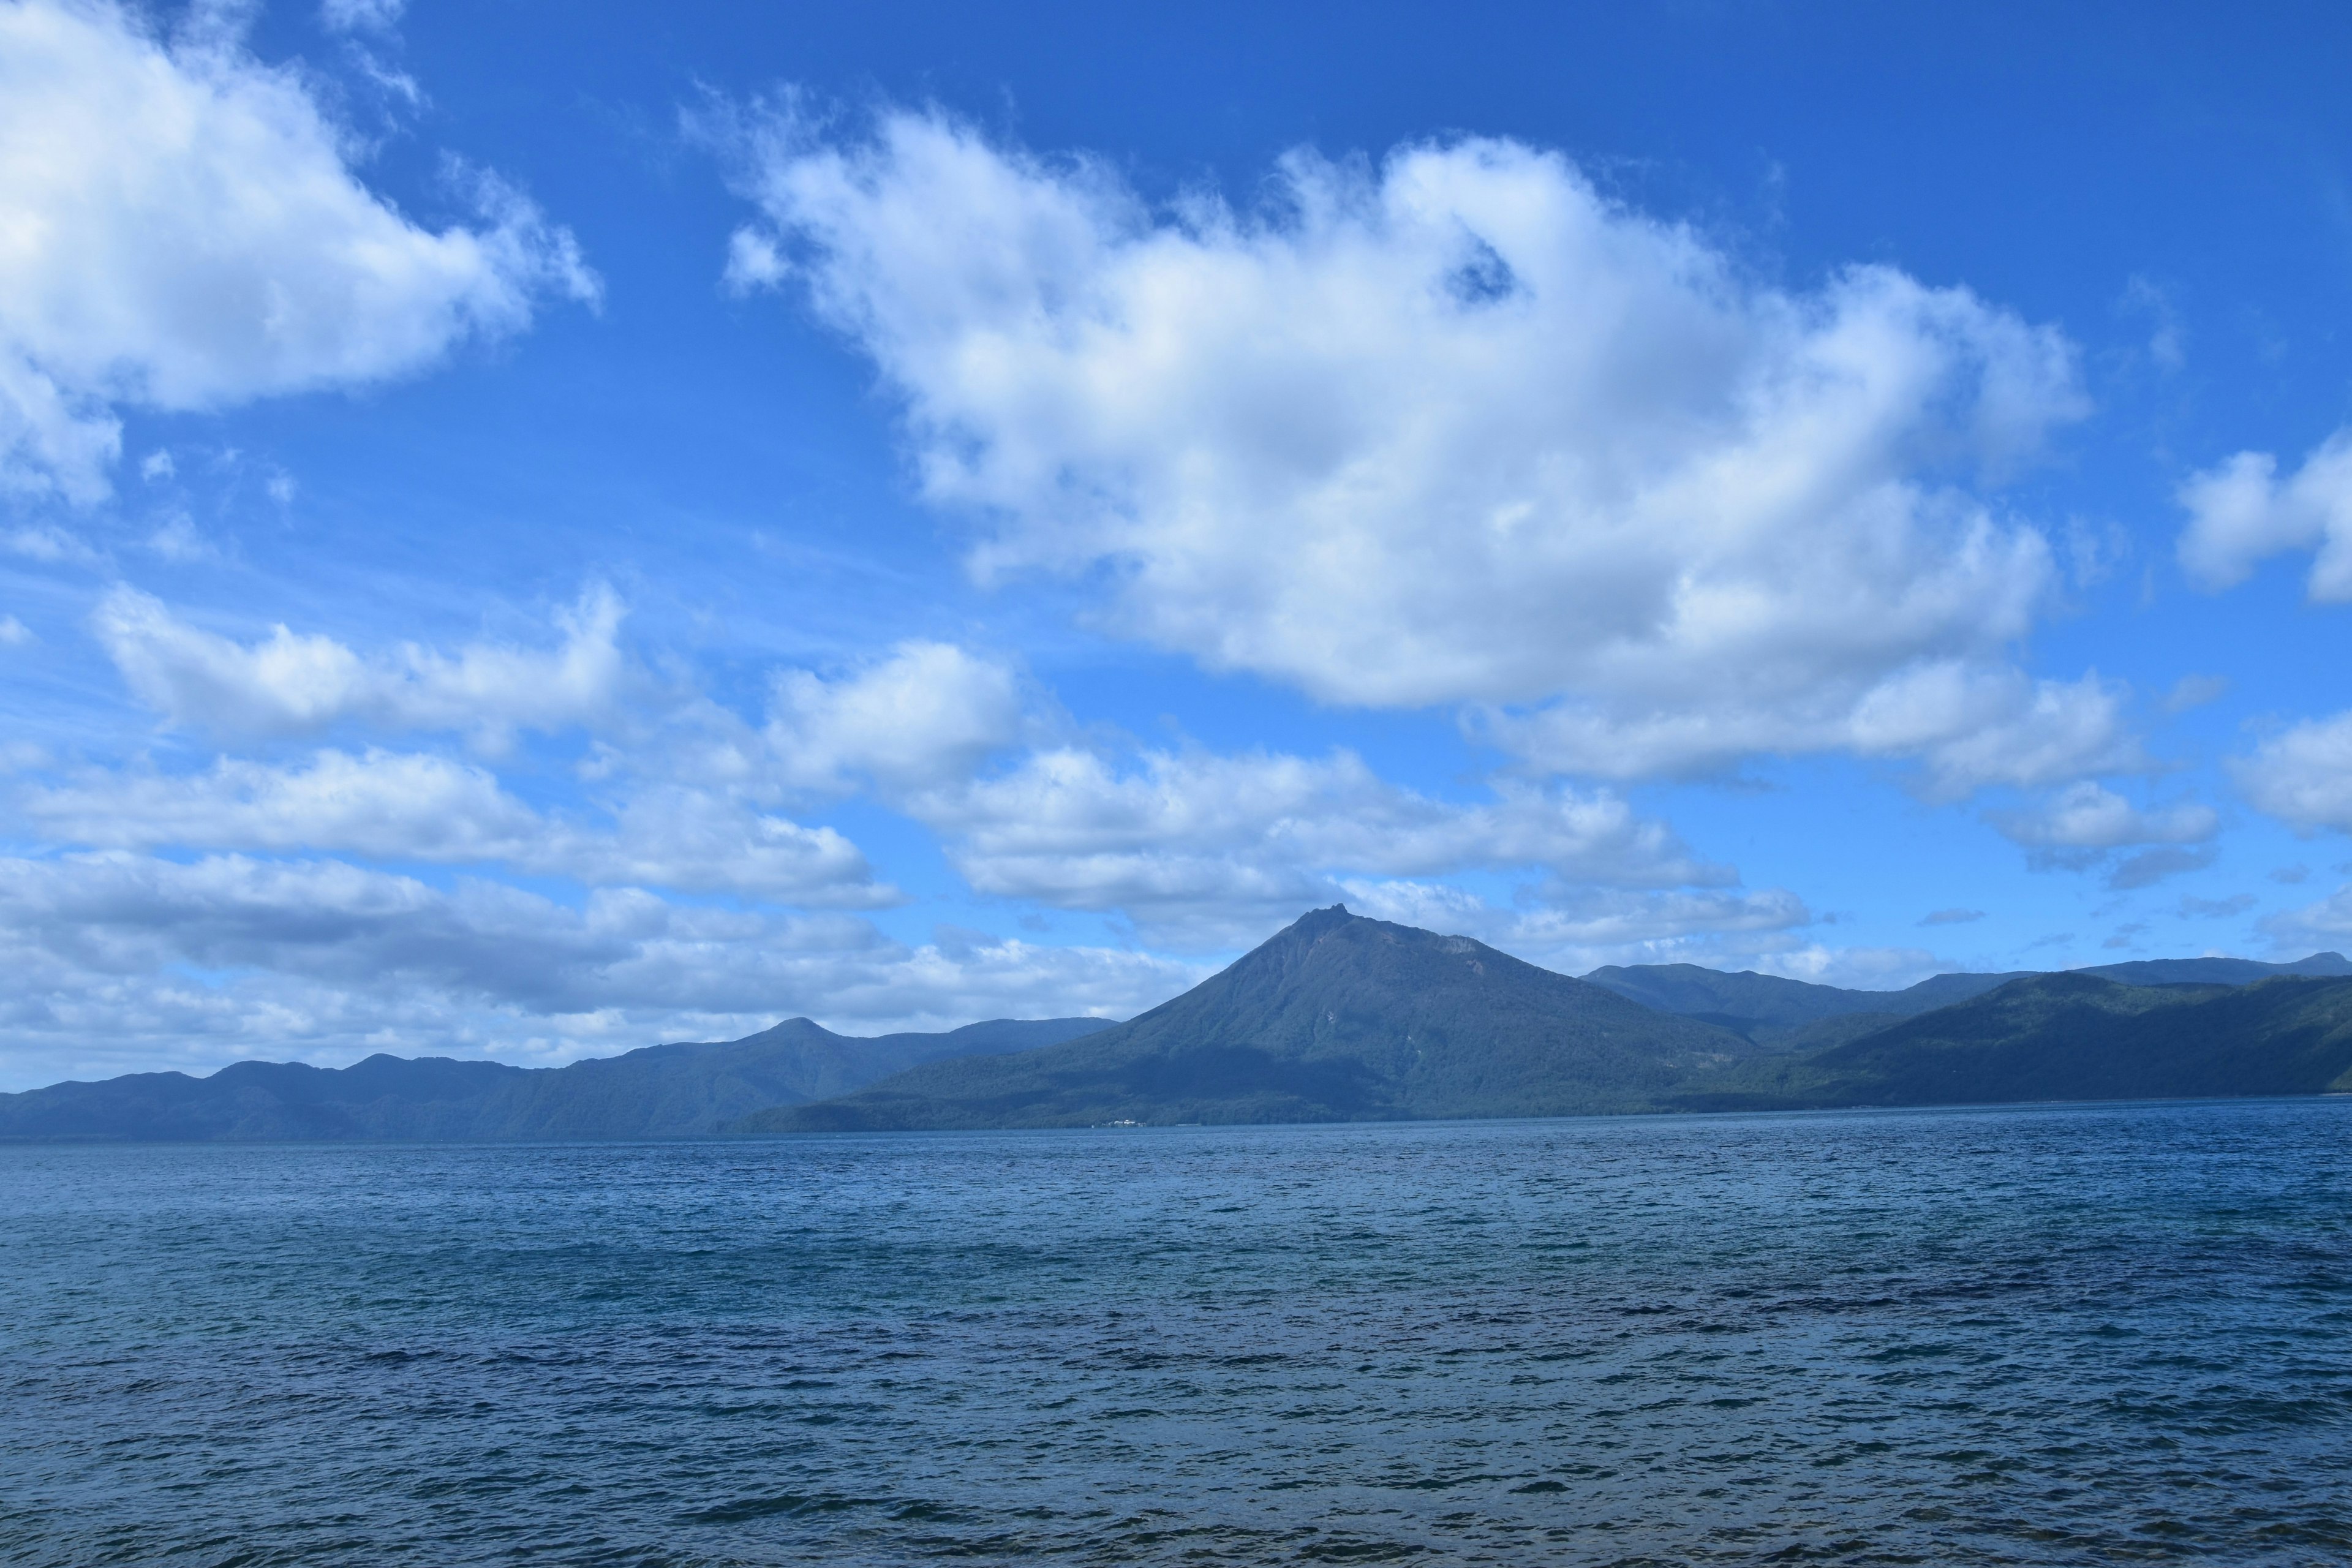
0 1017 1114 1142
1579 952 2352 1045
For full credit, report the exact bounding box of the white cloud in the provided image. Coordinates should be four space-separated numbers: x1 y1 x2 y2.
2233 712 2352 834
0 0 594 500
728 105 2100 782
0 851 1199 1090
549 786 889 905
0 614 29 645
26 748 537 860
766 639 1025 792
1983 781 2218 888
21 748 894 905
1986 781 2216 855
905 743 1744 947
92 584 628 742
1483 662 2136 789
2177 430 2352 598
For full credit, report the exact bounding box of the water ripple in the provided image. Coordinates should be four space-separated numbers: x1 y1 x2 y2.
3 1100 2350 1564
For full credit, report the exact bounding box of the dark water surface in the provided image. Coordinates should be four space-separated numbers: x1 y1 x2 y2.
4 1102 2350 1566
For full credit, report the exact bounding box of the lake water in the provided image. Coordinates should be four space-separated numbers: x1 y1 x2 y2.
3 1100 2349 1565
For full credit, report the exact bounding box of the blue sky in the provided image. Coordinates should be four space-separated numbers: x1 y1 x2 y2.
5 0 2352 1088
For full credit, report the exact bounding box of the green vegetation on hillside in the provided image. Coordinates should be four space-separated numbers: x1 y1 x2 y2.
1577 962 2024 1044
1577 952 2350 1044
1671 972 2352 1110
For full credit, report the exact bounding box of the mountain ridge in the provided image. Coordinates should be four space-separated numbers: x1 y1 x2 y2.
1578 952 2352 1044
0 1016 1117 1142
1670 971 2352 1110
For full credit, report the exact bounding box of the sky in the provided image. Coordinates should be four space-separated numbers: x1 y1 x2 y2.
5 0 2352 1090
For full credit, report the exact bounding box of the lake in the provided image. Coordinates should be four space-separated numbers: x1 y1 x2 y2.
3 1099 2348 1564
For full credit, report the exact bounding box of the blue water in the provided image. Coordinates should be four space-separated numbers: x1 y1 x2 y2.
3 1101 2350 1566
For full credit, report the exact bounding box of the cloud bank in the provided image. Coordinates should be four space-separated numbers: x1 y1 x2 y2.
93 584 627 742
0 850 1199 1090
727 106 2109 783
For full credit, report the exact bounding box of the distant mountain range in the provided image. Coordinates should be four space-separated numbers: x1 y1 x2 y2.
1578 951 2352 1047
1672 970 2352 1110
0 1017 1112 1142
748 914 2352 1131
7 907 2350 1140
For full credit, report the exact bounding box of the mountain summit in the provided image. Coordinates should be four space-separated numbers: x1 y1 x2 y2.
745 906 1758 1130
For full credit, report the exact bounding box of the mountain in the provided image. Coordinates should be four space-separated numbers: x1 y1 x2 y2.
0 1017 1114 1142
1672 972 2352 1110
1578 952 2352 1044
2075 952 2352 986
740 906 1759 1131
1576 963 2022 1046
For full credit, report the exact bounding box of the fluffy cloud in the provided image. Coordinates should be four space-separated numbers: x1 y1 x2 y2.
1984 780 2217 886
902 744 1743 944
0 0 594 500
766 639 1025 791
1986 780 2216 855
1483 662 2136 789
20 748 893 905
93 584 628 742
26 748 538 860
728 106 2100 782
2232 712 2352 832
750 650 1781 951
2178 430 2352 597
0 851 1200 1090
